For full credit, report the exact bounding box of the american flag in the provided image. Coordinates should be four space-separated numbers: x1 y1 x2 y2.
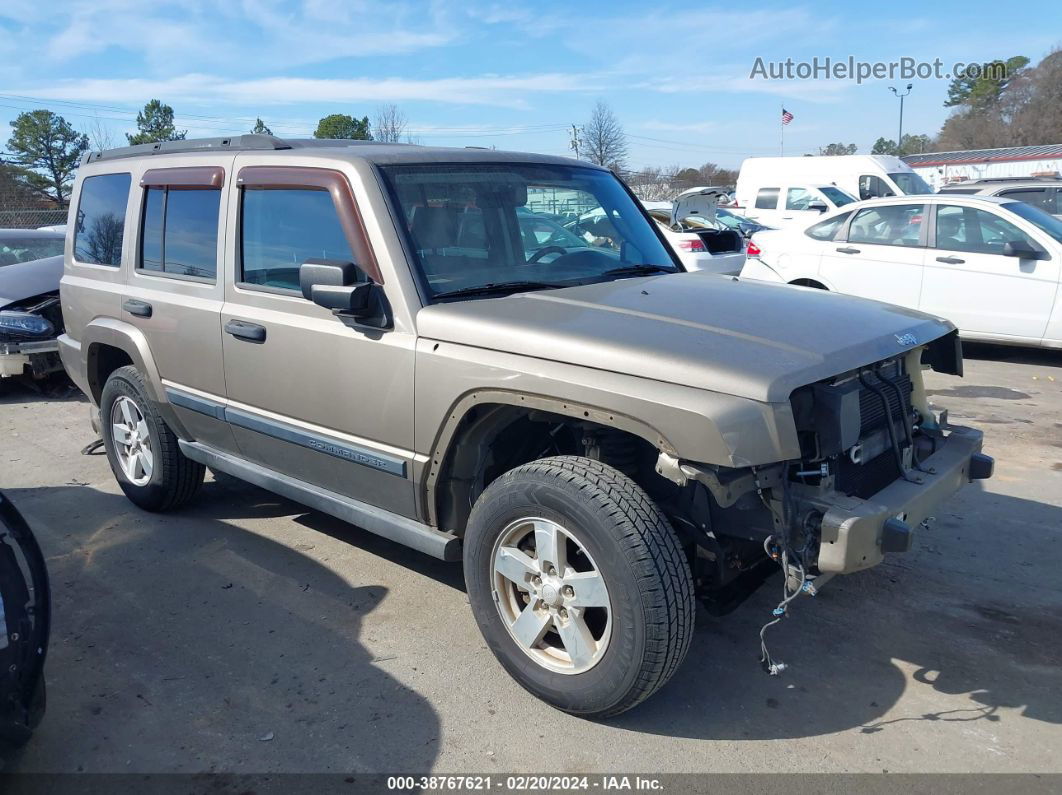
781 108 794 125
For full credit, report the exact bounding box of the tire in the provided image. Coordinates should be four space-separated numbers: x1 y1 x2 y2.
464 455 695 717
99 365 204 512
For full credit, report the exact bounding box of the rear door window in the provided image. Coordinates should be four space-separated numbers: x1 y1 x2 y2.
240 188 355 291
848 204 925 247
997 188 1054 214
139 187 221 280
755 188 779 209
74 173 131 266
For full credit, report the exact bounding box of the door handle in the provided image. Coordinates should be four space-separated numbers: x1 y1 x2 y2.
935 255 965 264
122 299 152 318
224 319 267 343
835 246 861 255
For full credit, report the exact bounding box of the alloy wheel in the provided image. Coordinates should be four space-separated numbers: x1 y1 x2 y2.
491 517 612 674
110 395 153 487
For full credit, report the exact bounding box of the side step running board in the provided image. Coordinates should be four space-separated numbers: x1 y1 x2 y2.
178 440 461 562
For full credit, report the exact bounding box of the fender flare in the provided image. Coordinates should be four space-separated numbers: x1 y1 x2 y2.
80 317 165 405
421 388 677 526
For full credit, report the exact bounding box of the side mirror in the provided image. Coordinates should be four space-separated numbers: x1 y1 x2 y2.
1002 241 1042 260
299 259 374 317
807 200 828 213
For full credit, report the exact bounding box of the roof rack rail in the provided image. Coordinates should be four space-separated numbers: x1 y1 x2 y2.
966 175 1061 184
83 134 293 163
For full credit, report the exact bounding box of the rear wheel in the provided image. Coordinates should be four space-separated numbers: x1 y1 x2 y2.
100 366 204 511
464 456 695 717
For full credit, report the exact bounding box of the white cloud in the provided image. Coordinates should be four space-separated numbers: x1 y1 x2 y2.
14 72 599 110
641 71 853 103
37 0 460 68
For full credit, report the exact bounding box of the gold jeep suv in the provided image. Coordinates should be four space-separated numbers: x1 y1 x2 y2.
59 135 991 716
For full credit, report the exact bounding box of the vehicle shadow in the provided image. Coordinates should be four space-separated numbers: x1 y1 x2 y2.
155 472 1062 741
961 341 1061 366
197 474 466 593
3 482 442 773
0 374 83 405
7 471 1060 753
610 482 1062 739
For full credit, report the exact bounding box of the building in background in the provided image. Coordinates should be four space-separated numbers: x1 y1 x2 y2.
904 144 1062 190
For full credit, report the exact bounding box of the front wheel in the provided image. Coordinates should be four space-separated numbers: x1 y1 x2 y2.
464 456 695 717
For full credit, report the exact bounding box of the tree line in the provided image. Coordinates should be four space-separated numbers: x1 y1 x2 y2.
864 49 1061 156
2 100 414 206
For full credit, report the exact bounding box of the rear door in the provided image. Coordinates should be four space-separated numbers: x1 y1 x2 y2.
818 202 927 308
122 160 237 453
920 203 1058 340
219 161 417 518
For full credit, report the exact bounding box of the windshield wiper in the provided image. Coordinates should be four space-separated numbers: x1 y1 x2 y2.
599 264 679 279
432 280 569 301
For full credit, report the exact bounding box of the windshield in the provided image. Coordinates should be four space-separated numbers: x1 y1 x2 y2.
0 236 64 268
1003 201 1062 243
381 163 678 300
819 186 856 207
889 172 933 195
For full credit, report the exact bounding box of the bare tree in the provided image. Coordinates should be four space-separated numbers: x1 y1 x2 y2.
581 101 628 170
86 115 117 152
374 104 409 143
626 166 673 201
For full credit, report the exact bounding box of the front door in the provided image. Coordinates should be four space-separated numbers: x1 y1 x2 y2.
819 202 927 308
920 203 1058 340
220 163 418 518
778 186 828 230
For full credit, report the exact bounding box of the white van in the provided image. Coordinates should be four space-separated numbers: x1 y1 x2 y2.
736 154 933 229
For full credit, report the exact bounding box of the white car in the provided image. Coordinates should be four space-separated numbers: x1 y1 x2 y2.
640 195 745 275
740 195 1062 349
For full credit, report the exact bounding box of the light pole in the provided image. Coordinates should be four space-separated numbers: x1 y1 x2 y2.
889 84 913 154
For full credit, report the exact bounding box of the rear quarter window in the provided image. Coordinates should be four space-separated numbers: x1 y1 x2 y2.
74 173 131 266
805 211 853 241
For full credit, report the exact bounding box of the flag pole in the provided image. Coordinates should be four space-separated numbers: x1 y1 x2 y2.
780 105 784 156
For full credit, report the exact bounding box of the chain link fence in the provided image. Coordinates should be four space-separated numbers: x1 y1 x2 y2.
0 208 68 229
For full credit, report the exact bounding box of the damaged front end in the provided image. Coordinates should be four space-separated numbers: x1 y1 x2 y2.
0 294 64 380
656 331 991 615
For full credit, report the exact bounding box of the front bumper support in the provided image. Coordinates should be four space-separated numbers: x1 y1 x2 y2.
0 339 61 378
811 424 987 573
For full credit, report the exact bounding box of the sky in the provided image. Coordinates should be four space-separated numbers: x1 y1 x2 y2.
1 0 1060 170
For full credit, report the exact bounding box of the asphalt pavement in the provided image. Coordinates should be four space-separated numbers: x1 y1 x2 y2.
1 342 1060 774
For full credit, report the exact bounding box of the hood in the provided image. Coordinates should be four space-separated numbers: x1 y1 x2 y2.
0 256 63 308
416 274 953 403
